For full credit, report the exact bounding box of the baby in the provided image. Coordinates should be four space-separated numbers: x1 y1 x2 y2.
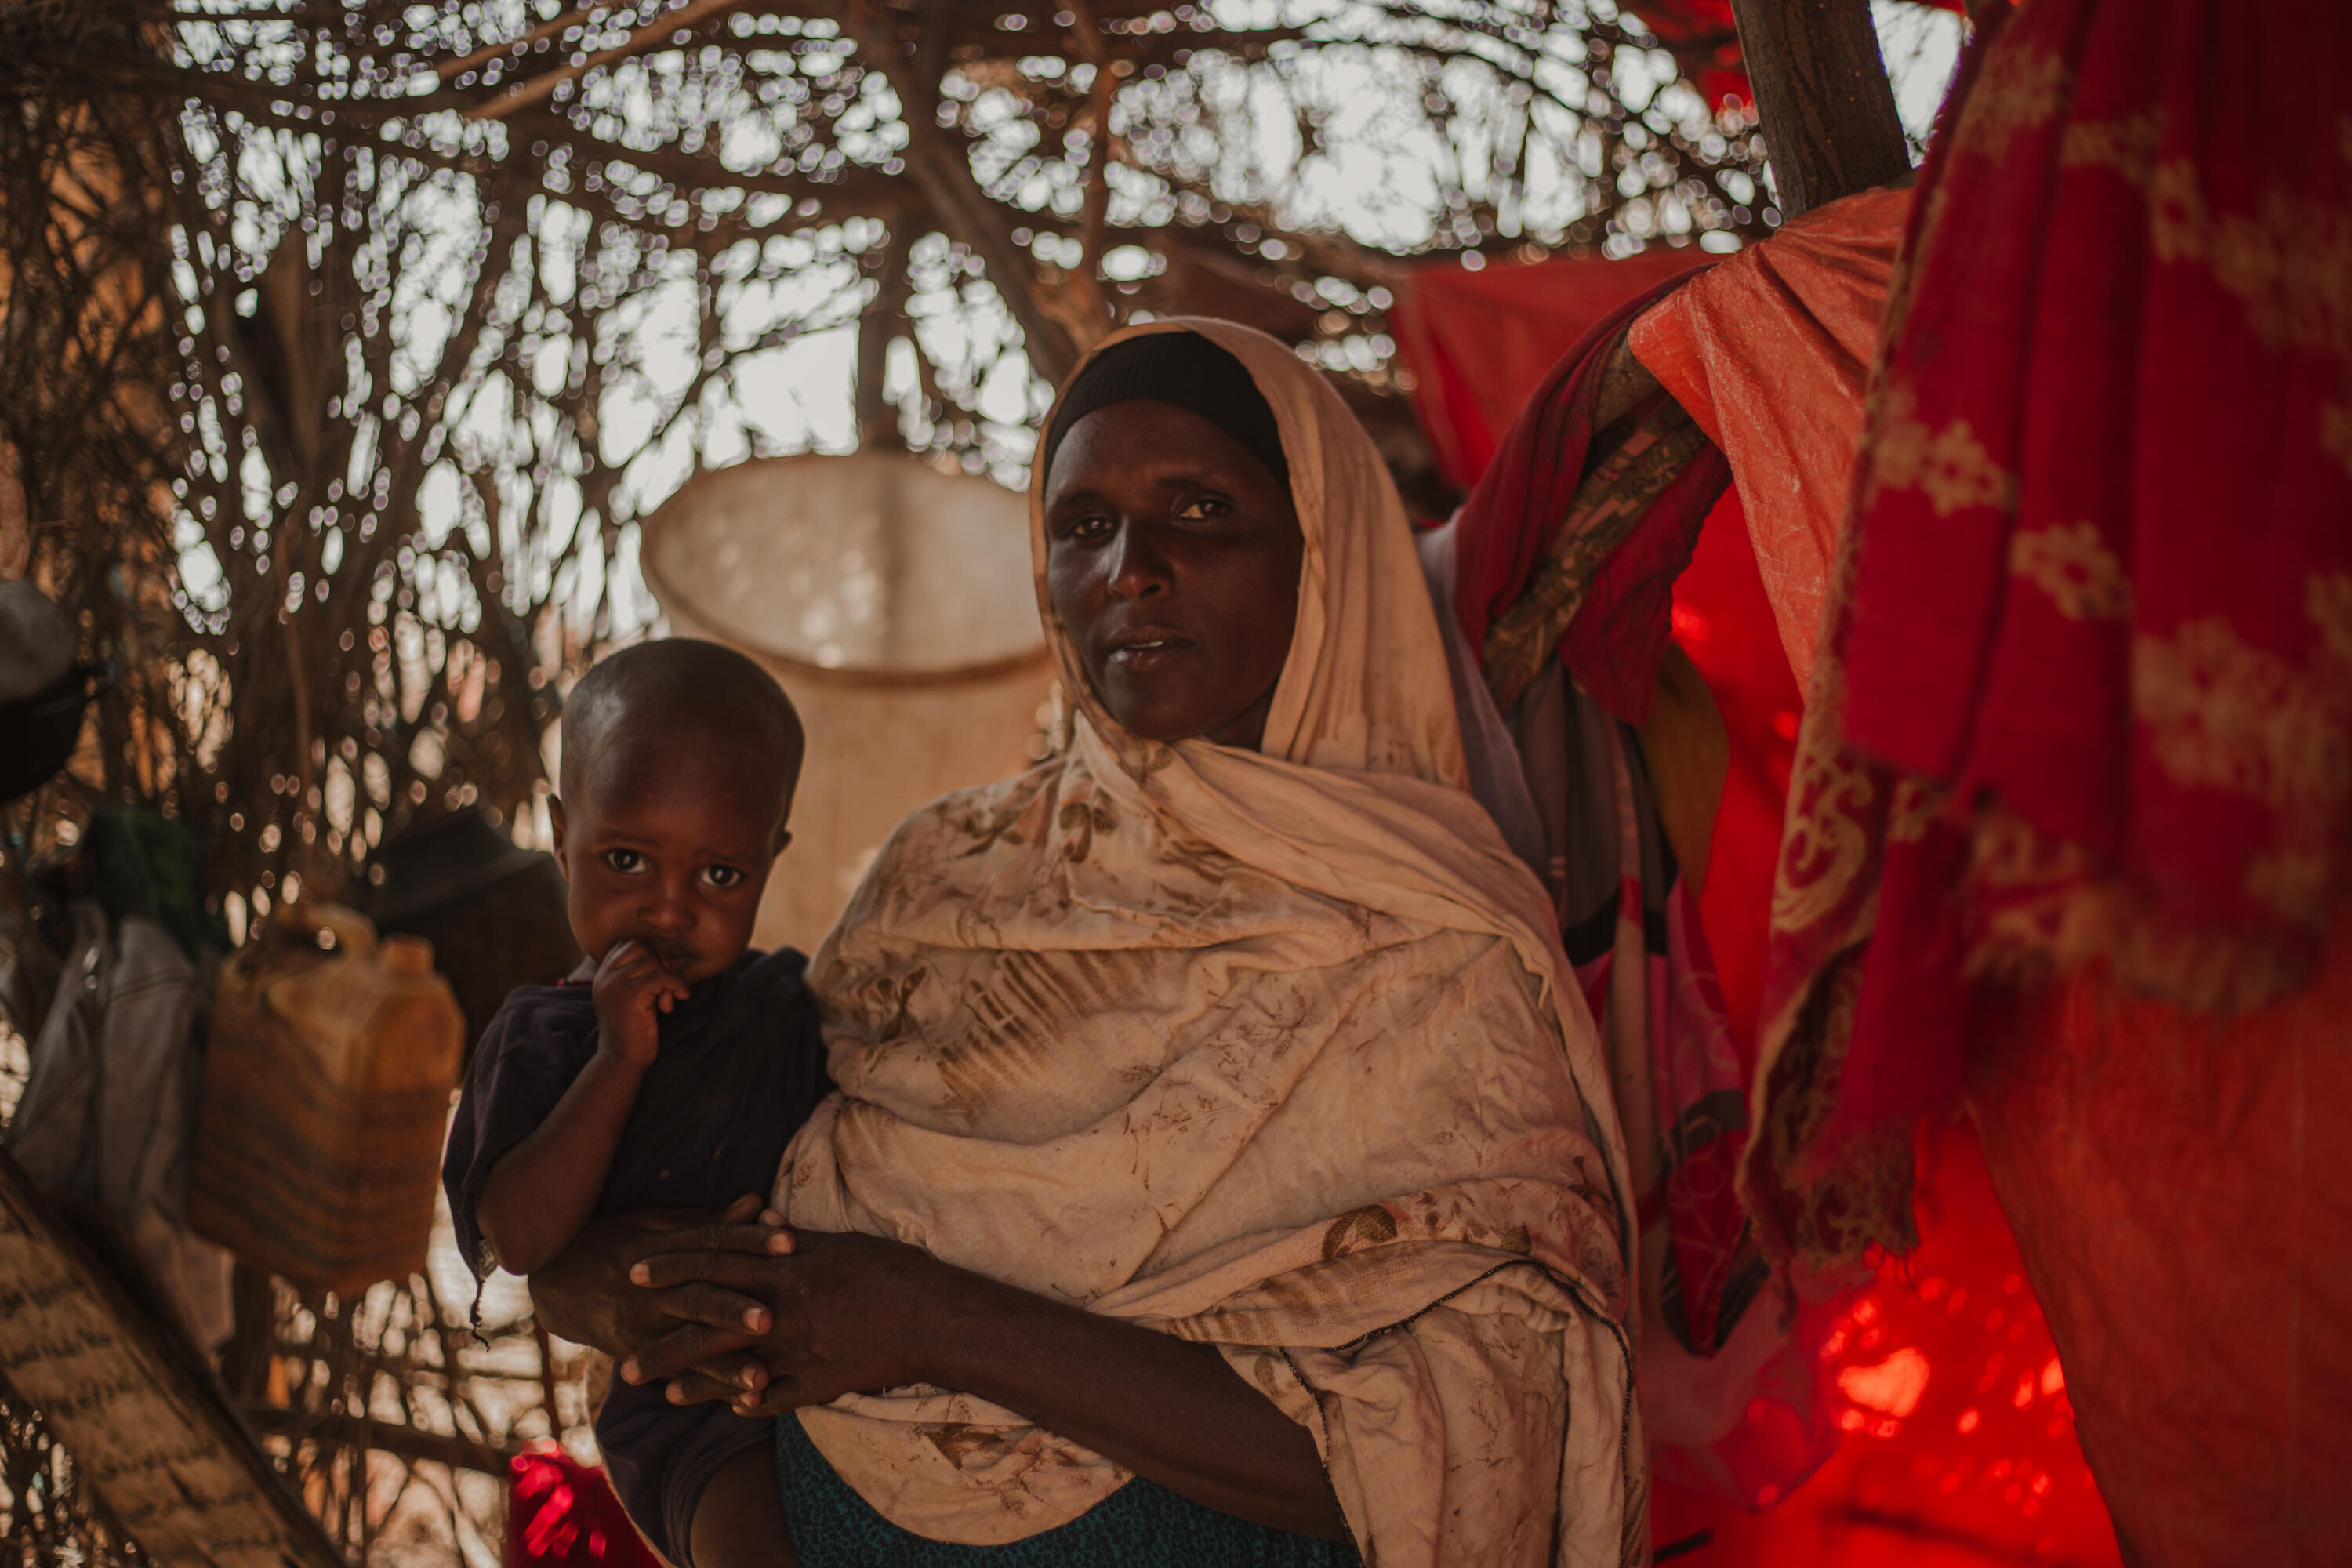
442 637 829 1300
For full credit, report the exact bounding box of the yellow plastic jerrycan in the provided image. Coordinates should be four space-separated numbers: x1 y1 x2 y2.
188 902 463 1293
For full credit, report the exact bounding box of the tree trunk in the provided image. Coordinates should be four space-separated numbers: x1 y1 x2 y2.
1726 0 1912 217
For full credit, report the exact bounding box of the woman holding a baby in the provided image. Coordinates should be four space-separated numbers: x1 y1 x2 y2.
500 322 1642 1568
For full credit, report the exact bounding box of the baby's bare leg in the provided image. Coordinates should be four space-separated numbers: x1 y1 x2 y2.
690 1444 799 1568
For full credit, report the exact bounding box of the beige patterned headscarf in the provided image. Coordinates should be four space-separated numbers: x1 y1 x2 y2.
779 318 1645 1568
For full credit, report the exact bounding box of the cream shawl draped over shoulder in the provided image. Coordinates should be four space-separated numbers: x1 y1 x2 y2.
778 319 1646 1568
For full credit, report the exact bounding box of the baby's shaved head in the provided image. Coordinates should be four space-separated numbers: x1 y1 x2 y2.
560 640 804 834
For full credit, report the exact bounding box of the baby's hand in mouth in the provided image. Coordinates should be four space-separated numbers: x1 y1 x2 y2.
592 938 691 1066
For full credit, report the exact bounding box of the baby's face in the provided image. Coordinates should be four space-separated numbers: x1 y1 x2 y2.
550 735 789 985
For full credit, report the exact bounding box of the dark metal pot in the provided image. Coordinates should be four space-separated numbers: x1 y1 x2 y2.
0 660 113 802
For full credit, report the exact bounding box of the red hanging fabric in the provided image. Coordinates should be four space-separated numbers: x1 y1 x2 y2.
1737 2 2352 1557
1847 0 2352 1024
1391 248 1713 490
1751 0 2352 1245
508 1445 662 1568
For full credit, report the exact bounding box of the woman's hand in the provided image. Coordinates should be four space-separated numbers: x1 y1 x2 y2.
629 1221 1349 1541
637 1224 1350 1541
524 1195 786 1361
622 1229 963 1414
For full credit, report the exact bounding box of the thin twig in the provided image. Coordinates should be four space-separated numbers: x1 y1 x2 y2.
434 0 612 81
464 0 753 120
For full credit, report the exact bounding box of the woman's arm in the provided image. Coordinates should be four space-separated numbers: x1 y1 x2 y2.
931 1261 1348 1539
626 1231 1349 1542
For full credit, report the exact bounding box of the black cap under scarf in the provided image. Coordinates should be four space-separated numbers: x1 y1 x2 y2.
1041 331 1291 491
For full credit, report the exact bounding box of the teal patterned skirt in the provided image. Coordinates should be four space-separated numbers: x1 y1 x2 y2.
772 1414 1363 1567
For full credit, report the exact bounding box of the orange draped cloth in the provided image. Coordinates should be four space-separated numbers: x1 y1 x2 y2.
1628 187 1911 693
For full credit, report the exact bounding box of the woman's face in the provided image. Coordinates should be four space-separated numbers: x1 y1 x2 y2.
1044 397 1304 750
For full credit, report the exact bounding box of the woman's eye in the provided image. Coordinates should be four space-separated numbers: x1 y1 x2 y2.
702 865 744 890
604 848 644 873
1066 514 1112 543
1175 496 1232 523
